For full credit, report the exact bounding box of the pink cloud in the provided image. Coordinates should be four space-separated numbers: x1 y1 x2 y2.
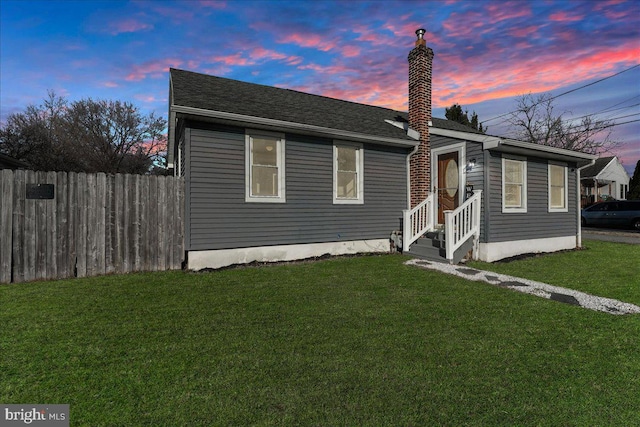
278 32 337 52
199 0 226 9
107 18 153 35
442 11 489 38
353 24 396 46
252 47 303 65
186 60 200 69
383 22 443 46
432 39 640 108
514 40 533 50
341 45 360 57
484 2 532 22
549 11 584 22
134 94 161 103
102 81 119 88
151 5 196 21
443 3 532 39
593 0 627 11
601 9 629 19
508 25 540 38
212 53 254 67
125 58 184 81
210 47 302 68
591 0 637 21
202 65 232 76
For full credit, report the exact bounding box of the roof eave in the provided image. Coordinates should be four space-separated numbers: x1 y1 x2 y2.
170 104 420 148
430 126 502 145
590 157 616 179
429 126 596 166
489 138 597 166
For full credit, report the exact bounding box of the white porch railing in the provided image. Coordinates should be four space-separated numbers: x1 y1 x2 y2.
402 193 435 252
444 190 482 262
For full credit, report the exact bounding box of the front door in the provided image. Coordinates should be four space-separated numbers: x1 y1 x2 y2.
437 151 460 224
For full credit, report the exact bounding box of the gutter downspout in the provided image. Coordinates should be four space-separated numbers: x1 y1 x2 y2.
399 143 421 253
578 159 596 248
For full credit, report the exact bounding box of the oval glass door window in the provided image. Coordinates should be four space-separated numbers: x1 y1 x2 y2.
445 160 459 197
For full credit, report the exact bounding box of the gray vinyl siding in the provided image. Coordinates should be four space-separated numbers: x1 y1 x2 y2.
185 122 409 251
486 150 578 242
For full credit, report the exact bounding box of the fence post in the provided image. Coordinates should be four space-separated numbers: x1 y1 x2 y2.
113 173 124 274
11 170 25 283
56 171 69 279
0 170 14 283
45 171 58 280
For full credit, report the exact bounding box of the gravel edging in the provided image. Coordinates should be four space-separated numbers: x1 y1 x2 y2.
405 259 640 315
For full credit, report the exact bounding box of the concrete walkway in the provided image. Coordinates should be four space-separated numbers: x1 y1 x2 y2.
405 259 640 315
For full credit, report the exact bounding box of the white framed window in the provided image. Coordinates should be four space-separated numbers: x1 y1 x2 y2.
245 130 286 203
333 142 364 204
548 162 568 212
502 156 527 213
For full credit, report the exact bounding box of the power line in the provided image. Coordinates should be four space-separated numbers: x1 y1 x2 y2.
605 118 640 128
546 64 640 103
565 109 640 125
592 95 640 116
481 63 640 126
494 113 640 140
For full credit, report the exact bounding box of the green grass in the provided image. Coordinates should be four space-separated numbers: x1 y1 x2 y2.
2 249 640 426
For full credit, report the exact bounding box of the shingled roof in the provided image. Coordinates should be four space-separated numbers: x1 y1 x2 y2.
580 156 615 179
169 68 480 142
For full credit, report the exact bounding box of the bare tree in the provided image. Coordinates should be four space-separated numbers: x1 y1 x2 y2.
508 93 618 154
0 92 166 174
0 91 85 171
64 99 166 174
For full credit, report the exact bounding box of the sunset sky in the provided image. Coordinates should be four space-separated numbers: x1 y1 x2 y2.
1 0 639 174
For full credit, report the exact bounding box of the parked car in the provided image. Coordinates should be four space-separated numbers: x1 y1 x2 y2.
581 200 640 230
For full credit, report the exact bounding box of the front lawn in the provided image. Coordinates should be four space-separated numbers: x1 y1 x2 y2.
2 250 639 425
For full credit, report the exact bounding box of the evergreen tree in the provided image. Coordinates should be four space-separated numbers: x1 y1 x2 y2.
445 104 486 133
628 160 640 200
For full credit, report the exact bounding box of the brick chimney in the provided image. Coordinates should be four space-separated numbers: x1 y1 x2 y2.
408 28 434 207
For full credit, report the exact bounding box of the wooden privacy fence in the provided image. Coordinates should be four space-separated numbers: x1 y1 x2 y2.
0 170 184 284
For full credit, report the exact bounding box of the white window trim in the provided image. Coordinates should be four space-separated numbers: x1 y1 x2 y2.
502 156 527 213
245 130 286 203
333 141 364 205
548 161 568 212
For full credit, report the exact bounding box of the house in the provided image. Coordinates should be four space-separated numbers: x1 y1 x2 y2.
580 156 630 206
167 29 595 269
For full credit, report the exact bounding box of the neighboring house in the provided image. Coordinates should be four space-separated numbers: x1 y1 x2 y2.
167 29 595 269
0 153 28 170
580 156 630 206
